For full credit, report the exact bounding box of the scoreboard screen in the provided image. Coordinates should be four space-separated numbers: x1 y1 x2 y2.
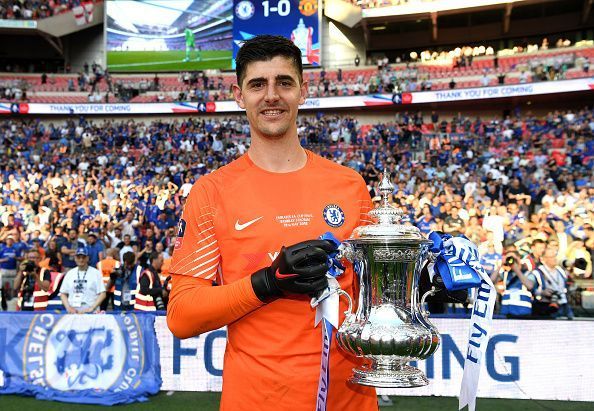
232 0 320 67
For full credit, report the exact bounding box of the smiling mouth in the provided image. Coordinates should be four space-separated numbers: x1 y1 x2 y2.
260 109 286 117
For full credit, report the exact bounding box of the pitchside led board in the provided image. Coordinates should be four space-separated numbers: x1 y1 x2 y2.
232 0 321 68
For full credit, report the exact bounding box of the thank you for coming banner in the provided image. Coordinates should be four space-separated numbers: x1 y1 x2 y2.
0 313 161 405
156 317 594 402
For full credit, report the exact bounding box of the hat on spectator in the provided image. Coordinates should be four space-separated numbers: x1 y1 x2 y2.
76 246 89 256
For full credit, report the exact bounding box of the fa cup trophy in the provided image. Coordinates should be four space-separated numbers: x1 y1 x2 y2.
335 172 440 388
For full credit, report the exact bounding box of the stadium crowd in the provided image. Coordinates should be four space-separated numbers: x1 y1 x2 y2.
1 43 592 105
0 107 592 316
0 0 98 20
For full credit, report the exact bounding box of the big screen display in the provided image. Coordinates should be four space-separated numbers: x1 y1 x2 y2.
106 0 233 72
232 0 320 67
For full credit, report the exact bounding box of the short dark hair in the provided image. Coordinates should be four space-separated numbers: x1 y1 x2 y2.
235 35 303 87
123 251 135 265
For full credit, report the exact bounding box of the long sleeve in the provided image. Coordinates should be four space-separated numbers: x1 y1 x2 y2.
166 274 263 338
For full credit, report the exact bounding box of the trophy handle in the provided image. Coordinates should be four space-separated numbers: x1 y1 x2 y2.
336 289 354 317
419 286 438 319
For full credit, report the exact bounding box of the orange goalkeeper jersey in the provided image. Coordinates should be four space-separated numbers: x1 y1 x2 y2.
168 150 378 411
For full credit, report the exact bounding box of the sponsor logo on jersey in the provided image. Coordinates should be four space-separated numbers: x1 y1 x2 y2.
23 314 143 391
323 204 345 228
174 219 186 250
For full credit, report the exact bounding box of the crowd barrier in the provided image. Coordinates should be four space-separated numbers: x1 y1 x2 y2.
2 313 593 403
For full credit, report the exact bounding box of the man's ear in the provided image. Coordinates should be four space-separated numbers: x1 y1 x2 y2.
232 84 245 109
299 80 308 105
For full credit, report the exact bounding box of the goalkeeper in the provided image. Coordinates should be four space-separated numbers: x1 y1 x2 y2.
183 28 201 62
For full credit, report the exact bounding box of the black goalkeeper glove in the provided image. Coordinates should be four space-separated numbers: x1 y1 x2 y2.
251 239 336 303
419 263 468 304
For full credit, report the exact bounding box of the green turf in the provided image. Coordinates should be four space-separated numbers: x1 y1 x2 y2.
107 50 233 72
0 392 592 411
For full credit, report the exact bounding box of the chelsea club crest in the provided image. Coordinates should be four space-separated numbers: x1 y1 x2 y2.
23 313 144 391
323 204 345 228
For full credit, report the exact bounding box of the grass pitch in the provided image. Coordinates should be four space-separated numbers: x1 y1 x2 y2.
107 50 233 72
0 392 592 410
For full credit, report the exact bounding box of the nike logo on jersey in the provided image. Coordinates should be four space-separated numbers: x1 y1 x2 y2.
235 216 263 231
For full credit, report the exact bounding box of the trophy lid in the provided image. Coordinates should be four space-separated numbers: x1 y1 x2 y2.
349 169 429 244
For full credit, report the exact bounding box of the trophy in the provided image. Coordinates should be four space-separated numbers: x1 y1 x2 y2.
335 172 440 388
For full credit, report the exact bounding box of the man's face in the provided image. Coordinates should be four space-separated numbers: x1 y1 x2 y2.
233 56 307 140
542 250 557 267
532 242 546 257
75 254 88 268
152 255 163 271
27 252 40 265
69 230 77 240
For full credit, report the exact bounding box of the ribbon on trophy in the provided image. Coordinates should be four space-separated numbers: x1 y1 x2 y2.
427 232 496 411
310 232 345 411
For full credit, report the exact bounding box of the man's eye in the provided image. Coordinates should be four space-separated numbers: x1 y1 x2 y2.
251 82 264 89
280 81 293 87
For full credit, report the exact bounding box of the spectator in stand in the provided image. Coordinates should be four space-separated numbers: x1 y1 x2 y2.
0 104 592 318
60 228 84 272
449 79 456 89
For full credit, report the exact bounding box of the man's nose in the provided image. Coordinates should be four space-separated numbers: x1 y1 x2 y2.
264 84 280 102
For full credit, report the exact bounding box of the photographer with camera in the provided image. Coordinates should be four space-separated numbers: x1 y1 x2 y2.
491 245 538 317
59 247 105 314
107 251 143 311
14 249 51 311
532 246 574 319
136 252 167 311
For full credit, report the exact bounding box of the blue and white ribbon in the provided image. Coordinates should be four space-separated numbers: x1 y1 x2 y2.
427 232 496 411
310 232 344 411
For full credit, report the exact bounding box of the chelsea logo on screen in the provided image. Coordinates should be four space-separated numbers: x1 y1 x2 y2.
235 0 255 20
323 204 345 228
23 313 144 392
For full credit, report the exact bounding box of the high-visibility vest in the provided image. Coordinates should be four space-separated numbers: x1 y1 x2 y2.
113 265 142 310
46 271 66 312
17 268 50 311
98 257 120 293
134 268 157 312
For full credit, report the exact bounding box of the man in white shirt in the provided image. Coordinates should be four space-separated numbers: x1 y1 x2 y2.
60 247 105 314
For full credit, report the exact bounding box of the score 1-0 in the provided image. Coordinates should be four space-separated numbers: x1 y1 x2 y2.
262 0 291 17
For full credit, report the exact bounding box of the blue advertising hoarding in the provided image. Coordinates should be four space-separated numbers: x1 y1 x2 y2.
232 0 320 67
0 312 161 405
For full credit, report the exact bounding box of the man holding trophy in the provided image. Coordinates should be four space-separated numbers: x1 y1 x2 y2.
167 35 492 411
167 35 378 410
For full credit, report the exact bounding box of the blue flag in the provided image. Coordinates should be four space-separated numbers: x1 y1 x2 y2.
0 312 161 405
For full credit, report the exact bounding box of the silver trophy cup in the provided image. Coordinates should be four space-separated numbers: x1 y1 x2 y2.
335 172 440 388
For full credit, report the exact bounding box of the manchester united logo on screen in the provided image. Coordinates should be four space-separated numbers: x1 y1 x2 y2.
298 0 317 17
